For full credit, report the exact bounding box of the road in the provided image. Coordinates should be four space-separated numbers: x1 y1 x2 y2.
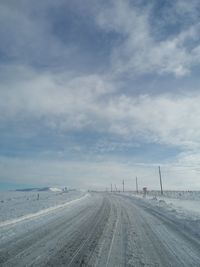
0 193 200 267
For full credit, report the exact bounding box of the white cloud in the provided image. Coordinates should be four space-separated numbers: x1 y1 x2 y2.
0 1 80 70
1 66 200 150
175 0 200 17
0 66 114 130
1 0 200 189
97 0 200 77
104 94 200 148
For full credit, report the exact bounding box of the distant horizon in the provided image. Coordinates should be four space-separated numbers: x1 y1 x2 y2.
1 182 200 192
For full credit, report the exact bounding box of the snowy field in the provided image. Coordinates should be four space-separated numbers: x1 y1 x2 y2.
147 190 200 201
125 190 200 236
147 192 200 217
1 189 200 224
138 190 200 216
0 189 85 223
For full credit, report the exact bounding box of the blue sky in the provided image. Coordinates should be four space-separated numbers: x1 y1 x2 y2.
1 0 200 190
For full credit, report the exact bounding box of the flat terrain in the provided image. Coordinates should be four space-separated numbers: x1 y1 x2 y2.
0 193 200 267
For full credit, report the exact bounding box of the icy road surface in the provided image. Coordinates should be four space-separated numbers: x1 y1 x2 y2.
0 193 200 267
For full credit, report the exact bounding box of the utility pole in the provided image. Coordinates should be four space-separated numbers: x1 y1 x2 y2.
115 184 117 192
158 166 163 195
111 183 113 192
136 176 138 193
122 179 124 192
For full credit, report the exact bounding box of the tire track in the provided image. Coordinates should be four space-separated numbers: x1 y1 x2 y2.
46 195 110 267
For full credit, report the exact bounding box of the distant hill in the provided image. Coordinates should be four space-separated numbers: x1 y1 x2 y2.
15 187 63 192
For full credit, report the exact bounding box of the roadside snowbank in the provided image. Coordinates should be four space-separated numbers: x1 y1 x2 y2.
0 190 87 223
127 191 200 221
0 193 89 227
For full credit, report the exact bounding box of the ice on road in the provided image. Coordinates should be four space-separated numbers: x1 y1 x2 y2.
0 193 200 267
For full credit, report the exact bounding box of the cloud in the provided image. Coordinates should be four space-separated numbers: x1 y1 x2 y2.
0 65 113 128
0 0 103 74
175 0 200 18
97 0 200 77
104 94 200 148
1 0 200 77
1 65 200 151
0 2 69 66
1 1 200 189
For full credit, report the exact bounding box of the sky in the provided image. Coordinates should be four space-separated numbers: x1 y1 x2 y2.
1 0 200 191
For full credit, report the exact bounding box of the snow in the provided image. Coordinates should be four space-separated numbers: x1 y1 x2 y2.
155 197 200 215
127 190 200 221
48 187 63 192
148 191 200 218
0 190 87 223
1 192 200 266
15 186 63 192
148 190 200 201
1 188 200 233
0 193 89 227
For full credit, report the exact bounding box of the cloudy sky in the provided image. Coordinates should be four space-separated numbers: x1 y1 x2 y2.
1 0 200 190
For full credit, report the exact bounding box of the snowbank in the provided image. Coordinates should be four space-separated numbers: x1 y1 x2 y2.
128 190 200 221
0 193 89 227
0 190 86 223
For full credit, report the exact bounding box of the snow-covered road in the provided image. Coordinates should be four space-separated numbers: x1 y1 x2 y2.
0 193 200 266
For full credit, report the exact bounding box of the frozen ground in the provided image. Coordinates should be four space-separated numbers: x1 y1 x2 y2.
127 190 200 221
148 190 200 201
149 195 200 218
0 191 200 266
0 189 85 222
